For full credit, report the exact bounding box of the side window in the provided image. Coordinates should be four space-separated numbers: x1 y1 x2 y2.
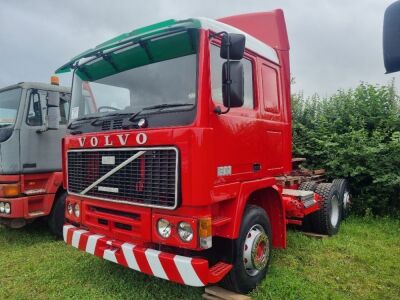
261 64 280 114
27 89 71 126
210 44 254 109
26 90 44 126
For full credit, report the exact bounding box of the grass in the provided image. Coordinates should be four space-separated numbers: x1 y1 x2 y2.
0 217 399 300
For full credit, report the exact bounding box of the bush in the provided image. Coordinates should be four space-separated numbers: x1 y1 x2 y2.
292 81 400 216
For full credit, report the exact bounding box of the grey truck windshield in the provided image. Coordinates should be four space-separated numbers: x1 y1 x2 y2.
0 88 21 128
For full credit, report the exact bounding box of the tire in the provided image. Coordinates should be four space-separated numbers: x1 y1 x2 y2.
220 205 272 294
311 183 342 236
48 191 67 238
298 181 318 192
298 181 318 231
332 179 351 219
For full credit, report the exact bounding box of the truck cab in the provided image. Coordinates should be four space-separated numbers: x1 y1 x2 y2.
0 81 70 236
59 10 344 293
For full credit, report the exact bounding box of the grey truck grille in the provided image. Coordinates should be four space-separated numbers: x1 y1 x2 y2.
67 147 179 209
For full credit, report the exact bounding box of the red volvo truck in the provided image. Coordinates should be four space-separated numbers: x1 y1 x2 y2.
0 79 70 236
57 10 348 293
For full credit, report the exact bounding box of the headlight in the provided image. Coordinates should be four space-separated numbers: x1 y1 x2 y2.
67 203 73 215
0 202 4 213
178 222 193 242
157 218 171 238
74 203 80 218
4 202 11 214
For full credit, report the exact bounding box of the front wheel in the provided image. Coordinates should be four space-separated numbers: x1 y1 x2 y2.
220 205 272 294
48 191 66 238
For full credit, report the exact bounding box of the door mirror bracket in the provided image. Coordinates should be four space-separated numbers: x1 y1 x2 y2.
209 32 245 115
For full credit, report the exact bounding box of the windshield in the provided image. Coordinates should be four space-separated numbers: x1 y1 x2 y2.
0 88 22 127
70 54 197 121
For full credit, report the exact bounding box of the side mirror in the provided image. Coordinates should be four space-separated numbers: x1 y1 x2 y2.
383 1 400 73
47 91 60 130
220 33 246 60
222 61 244 108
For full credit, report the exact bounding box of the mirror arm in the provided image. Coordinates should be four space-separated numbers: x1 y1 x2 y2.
210 32 232 115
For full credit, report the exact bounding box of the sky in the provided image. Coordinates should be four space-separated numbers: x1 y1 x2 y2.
0 0 397 96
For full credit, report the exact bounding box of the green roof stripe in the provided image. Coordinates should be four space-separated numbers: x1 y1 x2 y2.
55 18 201 74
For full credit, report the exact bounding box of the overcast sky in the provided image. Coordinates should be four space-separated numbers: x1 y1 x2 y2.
0 0 397 96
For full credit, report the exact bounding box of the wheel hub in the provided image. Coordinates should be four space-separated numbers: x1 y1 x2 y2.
330 195 340 227
243 224 269 276
343 191 350 209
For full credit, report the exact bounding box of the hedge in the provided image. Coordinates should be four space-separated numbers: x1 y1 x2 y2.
292 81 400 216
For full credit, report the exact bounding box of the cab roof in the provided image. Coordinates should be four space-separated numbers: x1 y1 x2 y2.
55 17 279 74
0 82 70 93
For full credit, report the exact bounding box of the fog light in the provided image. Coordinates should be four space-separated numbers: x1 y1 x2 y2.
67 203 73 215
157 218 171 238
74 203 80 218
4 202 11 214
178 222 193 242
0 202 4 213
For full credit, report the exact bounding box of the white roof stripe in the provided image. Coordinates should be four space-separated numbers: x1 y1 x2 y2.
196 17 279 64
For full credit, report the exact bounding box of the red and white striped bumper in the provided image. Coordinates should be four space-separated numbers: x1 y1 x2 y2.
63 224 232 287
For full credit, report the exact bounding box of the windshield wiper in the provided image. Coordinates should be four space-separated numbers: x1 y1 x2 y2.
0 124 12 128
68 115 102 129
129 103 194 122
143 103 194 111
90 111 135 126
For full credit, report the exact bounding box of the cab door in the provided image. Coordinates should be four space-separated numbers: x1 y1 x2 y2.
19 89 70 173
209 43 265 184
257 58 286 175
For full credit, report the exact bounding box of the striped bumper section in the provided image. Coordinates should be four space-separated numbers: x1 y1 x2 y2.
63 224 231 287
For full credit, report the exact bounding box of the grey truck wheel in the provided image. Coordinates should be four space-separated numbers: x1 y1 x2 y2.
332 179 351 219
311 183 342 236
220 205 272 294
48 191 67 238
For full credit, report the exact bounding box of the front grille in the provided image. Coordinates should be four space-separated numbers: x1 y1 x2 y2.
67 147 179 209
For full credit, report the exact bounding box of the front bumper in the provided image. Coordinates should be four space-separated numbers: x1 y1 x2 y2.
0 194 53 219
63 224 232 287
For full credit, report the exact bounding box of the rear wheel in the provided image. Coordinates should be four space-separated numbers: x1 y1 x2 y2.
298 181 318 192
48 191 66 238
311 183 342 236
298 181 318 231
220 205 272 294
332 179 351 219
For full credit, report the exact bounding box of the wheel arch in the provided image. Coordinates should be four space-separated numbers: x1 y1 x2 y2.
232 179 287 249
